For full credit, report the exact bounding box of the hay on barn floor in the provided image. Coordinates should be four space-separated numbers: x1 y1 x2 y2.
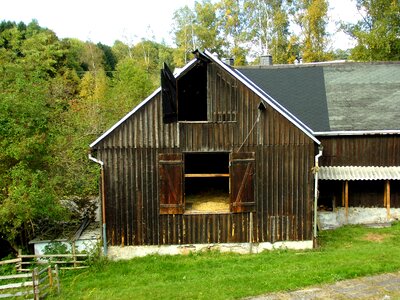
185 192 230 213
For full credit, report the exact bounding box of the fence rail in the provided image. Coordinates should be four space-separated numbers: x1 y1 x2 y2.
0 265 59 299
16 250 88 272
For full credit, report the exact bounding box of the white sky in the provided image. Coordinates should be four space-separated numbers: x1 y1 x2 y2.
2 0 360 50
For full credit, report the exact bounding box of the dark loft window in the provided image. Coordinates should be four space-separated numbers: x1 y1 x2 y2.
184 153 230 213
177 62 207 121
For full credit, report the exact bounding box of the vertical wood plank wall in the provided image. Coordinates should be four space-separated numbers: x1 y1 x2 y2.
95 62 316 246
319 136 400 166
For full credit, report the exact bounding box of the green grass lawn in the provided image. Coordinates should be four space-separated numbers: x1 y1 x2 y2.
50 223 400 299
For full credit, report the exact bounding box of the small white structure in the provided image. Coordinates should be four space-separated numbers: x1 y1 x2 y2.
29 221 100 255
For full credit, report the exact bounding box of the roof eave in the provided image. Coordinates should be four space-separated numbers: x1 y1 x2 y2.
314 130 400 137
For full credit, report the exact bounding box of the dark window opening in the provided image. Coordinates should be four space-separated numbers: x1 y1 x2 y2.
349 181 384 207
184 153 229 213
178 62 207 121
318 180 390 210
392 181 400 208
318 181 341 211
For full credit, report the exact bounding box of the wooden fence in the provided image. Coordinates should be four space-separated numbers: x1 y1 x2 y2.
16 251 89 272
0 265 59 299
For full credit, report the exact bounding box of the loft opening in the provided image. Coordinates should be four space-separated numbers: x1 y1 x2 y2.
184 152 230 213
177 62 207 121
161 59 208 123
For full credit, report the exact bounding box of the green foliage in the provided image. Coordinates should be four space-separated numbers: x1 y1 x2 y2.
170 0 334 64
49 223 400 300
245 0 293 63
193 0 225 56
108 58 154 119
344 0 400 61
172 5 197 65
0 256 16 276
43 242 71 255
294 0 332 62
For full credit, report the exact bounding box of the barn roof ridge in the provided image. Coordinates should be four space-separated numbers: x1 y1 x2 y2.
238 60 400 70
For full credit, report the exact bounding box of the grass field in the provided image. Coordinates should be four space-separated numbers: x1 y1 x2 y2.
49 222 400 299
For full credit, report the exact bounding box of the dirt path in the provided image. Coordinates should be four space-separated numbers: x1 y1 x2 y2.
246 271 400 299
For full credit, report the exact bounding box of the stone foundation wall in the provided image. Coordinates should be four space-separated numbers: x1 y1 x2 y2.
318 207 400 230
107 240 313 259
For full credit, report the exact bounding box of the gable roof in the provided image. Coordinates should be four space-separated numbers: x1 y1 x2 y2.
240 62 400 135
90 51 321 148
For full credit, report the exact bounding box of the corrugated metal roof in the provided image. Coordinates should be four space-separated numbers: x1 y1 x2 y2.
319 166 400 180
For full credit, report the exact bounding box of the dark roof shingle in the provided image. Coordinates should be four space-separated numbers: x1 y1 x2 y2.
240 62 400 133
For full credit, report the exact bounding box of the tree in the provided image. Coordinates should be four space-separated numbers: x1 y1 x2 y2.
344 0 400 61
97 42 118 76
172 5 197 65
193 0 225 56
294 0 332 62
107 58 155 119
0 23 70 246
216 0 249 65
245 0 293 63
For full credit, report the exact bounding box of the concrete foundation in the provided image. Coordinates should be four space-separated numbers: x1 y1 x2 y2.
318 207 400 230
107 240 313 260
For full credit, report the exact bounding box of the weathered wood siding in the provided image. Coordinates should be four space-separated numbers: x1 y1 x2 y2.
319 135 400 166
94 62 316 246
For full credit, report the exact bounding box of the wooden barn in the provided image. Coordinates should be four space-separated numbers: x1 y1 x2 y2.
90 51 400 256
89 50 321 256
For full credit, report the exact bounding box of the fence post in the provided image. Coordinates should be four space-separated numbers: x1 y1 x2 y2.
72 241 77 268
48 265 53 288
54 264 60 294
18 249 22 272
32 267 39 300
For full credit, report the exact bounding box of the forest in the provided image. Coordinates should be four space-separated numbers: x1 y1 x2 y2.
0 0 399 252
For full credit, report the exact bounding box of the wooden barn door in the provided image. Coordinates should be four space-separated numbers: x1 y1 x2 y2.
230 152 255 213
159 153 184 214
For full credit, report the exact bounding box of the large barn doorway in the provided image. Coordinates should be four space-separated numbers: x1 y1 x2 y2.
184 152 230 213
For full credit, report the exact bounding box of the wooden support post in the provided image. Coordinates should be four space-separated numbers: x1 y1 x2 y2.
384 182 387 207
342 182 345 207
385 180 391 220
344 181 349 224
332 195 336 211
17 249 22 272
72 242 77 268
54 264 60 294
48 266 53 288
32 267 39 300
249 212 253 254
